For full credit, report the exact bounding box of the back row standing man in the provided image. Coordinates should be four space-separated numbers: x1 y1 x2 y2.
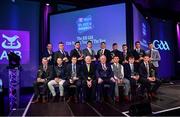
43 43 54 65
70 41 84 64
54 42 70 65
97 42 112 63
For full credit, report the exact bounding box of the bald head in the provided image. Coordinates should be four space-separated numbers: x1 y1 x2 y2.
100 55 106 64
85 56 92 64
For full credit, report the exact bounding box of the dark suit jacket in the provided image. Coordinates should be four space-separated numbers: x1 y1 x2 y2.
121 51 133 62
132 49 145 60
96 63 113 80
70 49 83 64
37 65 53 81
43 49 54 65
81 63 96 81
65 63 82 80
54 50 70 64
123 63 139 80
139 62 155 79
54 65 67 80
97 49 112 63
83 48 96 59
111 49 123 63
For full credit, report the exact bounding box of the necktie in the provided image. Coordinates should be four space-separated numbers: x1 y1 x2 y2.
77 49 81 56
87 64 90 72
62 51 65 56
150 50 152 58
115 63 118 69
73 64 76 73
123 52 127 60
43 65 47 71
89 48 92 55
130 64 134 73
146 63 150 77
137 49 140 54
101 49 104 55
102 64 107 71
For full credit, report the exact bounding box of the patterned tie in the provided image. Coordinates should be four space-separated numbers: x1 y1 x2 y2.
77 49 81 56
101 49 104 55
89 49 92 55
102 64 107 71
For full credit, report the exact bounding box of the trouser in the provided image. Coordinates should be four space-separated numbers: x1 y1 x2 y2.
63 79 82 99
129 78 138 96
33 80 48 99
115 78 130 97
97 79 115 100
48 79 66 97
82 80 96 101
139 78 161 93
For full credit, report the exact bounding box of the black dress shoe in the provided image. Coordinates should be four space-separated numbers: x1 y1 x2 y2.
74 97 79 103
60 96 65 102
81 99 86 104
51 96 56 102
67 97 72 103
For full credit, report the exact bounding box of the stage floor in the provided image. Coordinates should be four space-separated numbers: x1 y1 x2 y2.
24 82 180 116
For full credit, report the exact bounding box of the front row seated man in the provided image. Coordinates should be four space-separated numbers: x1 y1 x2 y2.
32 57 53 103
48 57 66 102
81 56 96 103
96 55 115 102
139 55 161 98
123 56 140 97
111 56 130 102
63 56 82 103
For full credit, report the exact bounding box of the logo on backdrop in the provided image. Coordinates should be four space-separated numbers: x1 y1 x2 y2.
77 15 93 34
153 40 170 51
2 34 21 49
0 30 30 64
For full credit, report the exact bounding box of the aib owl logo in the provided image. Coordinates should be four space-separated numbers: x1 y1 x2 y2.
2 34 21 49
0 30 30 64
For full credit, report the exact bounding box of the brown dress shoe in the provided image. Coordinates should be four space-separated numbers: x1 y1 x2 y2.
31 98 39 104
42 97 47 103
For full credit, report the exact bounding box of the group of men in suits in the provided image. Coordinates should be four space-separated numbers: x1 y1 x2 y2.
32 40 161 103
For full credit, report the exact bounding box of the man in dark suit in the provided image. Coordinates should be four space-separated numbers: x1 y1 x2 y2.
121 44 132 64
43 43 54 65
132 41 145 63
83 40 96 62
139 55 161 98
63 56 82 103
97 42 112 63
48 57 67 102
70 41 84 64
111 43 123 64
54 42 70 65
123 56 140 96
81 56 96 102
96 55 115 102
32 57 53 103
